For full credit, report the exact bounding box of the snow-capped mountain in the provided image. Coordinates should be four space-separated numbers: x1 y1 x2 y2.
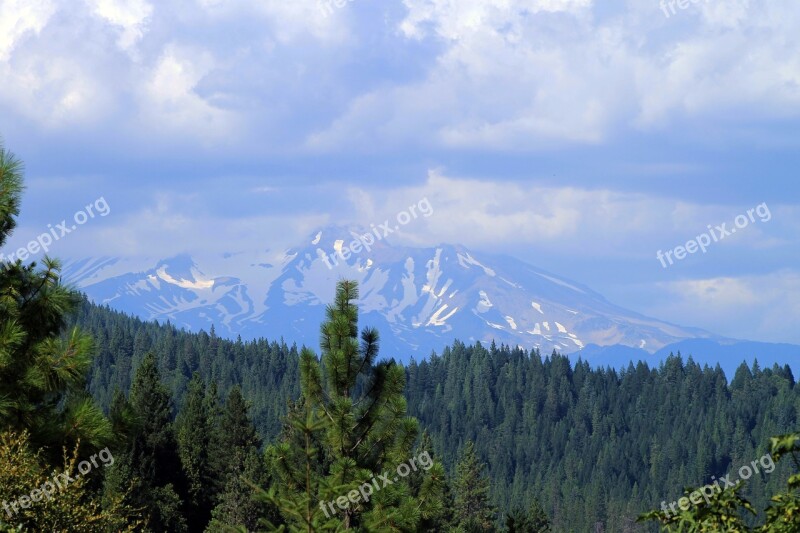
64 226 726 362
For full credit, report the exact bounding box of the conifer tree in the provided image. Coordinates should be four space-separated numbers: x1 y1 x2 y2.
409 432 453 531
506 499 551 532
264 280 420 531
639 432 800 532
453 441 496 532
176 373 214 531
208 386 272 531
219 387 261 476
104 353 187 532
0 143 112 454
204 379 226 498
108 387 137 447
0 142 136 531
209 448 274 532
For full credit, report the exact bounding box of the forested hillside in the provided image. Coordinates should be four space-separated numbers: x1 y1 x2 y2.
68 299 301 441
68 299 800 531
4 0 799 529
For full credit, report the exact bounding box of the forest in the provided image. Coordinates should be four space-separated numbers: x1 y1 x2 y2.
3 146 800 532
63 296 800 531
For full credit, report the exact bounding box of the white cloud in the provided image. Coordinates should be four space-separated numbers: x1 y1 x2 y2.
334 170 799 270
1 0 799 151
0 0 55 61
0 51 111 128
399 0 592 40
309 0 800 150
138 44 240 140
85 0 153 52
311 0 616 149
339 169 672 255
195 0 353 44
649 271 800 344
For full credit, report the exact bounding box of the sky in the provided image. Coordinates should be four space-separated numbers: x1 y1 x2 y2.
1 0 799 344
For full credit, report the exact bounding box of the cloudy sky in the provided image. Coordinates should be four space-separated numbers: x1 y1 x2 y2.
2 0 799 343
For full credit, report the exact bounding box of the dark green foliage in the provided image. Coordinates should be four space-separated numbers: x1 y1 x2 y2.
0 143 112 454
453 441 496 531
0 141 136 531
639 480 755 532
263 280 429 531
209 449 274 531
66 298 301 442
639 433 800 531
0 144 23 244
219 387 262 474
104 353 188 532
176 373 214 530
759 433 800 532
72 296 800 531
409 432 453 530
7 136 800 532
208 386 273 531
506 500 551 532
404 343 798 531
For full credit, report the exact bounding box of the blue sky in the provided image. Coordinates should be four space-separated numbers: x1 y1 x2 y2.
1 0 799 343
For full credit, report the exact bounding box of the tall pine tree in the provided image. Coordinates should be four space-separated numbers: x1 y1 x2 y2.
208 386 272 531
0 142 112 455
103 353 187 532
0 141 138 533
176 373 214 531
453 441 496 532
264 280 421 531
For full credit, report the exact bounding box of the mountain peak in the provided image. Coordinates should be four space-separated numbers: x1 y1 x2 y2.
65 230 724 361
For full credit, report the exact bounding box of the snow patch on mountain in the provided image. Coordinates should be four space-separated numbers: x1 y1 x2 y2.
458 252 496 277
155 266 214 290
64 227 723 361
477 291 493 313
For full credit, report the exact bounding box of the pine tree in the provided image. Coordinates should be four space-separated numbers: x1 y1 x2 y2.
506 499 550 532
409 432 453 531
208 386 271 531
105 353 187 532
264 280 420 531
108 387 137 448
453 441 496 532
204 379 226 499
208 448 274 532
0 143 112 455
219 387 261 476
263 398 332 532
175 373 214 531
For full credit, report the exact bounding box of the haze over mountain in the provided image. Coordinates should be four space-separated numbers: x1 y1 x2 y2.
62 226 797 376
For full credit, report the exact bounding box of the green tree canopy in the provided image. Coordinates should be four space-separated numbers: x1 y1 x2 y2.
0 143 112 454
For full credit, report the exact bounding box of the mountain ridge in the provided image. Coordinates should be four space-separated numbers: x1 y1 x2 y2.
62 226 796 376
